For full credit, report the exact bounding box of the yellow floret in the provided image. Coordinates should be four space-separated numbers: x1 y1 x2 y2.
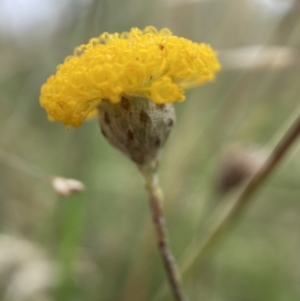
40 26 221 127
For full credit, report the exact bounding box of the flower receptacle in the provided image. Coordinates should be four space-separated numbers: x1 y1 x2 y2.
98 96 175 165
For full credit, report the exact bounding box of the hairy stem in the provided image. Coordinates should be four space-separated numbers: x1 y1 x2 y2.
139 162 186 301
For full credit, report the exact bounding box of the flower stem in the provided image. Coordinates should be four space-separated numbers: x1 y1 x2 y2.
139 162 187 301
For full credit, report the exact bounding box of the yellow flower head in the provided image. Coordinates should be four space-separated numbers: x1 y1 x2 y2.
40 26 220 127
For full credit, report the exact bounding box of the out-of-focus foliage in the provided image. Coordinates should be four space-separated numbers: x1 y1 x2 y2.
1 0 300 300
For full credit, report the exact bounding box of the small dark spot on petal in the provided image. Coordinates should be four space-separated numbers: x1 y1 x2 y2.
121 97 131 111
167 118 174 127
140 110 150 125
127 130 134 141
156 104 165 110
154 138 161 147
104 111 110 125
158 44 164 50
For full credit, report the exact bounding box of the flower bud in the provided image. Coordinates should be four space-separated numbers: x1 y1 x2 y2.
215 144 265 195
98 96 175 165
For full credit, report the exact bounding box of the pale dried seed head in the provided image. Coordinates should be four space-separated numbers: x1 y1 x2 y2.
98 96 175 166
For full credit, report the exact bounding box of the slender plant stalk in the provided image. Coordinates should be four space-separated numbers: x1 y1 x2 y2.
152 114 300 301
139 162 187 301
181 114 300 275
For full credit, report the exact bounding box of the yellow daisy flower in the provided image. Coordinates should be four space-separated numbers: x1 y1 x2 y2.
40 26 220 127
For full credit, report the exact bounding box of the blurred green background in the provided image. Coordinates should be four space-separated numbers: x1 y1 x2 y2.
1 0 300 300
